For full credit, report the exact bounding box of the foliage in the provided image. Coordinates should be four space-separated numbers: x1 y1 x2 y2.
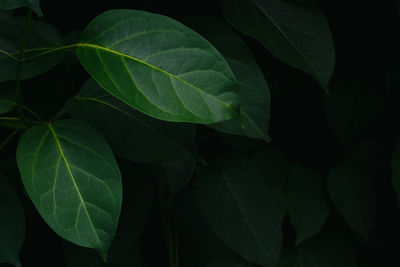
0 0 398 266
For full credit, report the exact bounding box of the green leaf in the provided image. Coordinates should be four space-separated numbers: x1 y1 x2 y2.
0 171 26 266
162 160 195 197
16 119 122 260
206 262 244 267
183 17 271 141
287 163 329 244
220 0 335 90
67 78 197 162
77 9 239 124
252 147 287 221
0 0 42 17
196 153 282 265
391 138 400 206
175 187 257 267
327 162 376 240
0 12 65 82
0 88 17 114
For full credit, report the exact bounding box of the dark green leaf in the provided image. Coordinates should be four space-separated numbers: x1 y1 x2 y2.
0 171 25 266
206 262 244 267
327 162 376 240
67 79 197 162
252 147 287 221
184 17 271 141
220 0 335 90
287 163 329 244
16 119 122 260
0 88 17 114
391 139 400 206
77 9 239 124
175 187 257 267
162 160 195 197
0 12 65 82
0 0 42 17
196 153 282 265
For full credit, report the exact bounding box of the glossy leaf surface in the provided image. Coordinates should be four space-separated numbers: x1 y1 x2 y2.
196 153 282 265
327 162 376 240
0 0 42 17
16 119 122 260
0 12 64 82
287 163 329 244
77 9 239 124
67 79 197 162
220 0 335 90
0 171 26 266
184 17 271 141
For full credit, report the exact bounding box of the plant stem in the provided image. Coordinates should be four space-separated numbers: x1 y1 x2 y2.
0 129 18 152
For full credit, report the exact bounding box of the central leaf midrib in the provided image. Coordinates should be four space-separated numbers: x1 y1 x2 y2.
47 123 101 246
76 43 234 110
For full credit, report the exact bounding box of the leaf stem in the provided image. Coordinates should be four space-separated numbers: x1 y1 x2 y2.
0 129 18 152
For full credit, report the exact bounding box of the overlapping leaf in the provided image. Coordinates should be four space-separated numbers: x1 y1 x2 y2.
67 79 197 162
0 171 26 266
0 88 17 114
77 9 240 124
184 17 271 141
287 163 329 244
0 0 42 17
196 153 282 265
0 12 64 82
16 119 122 260
220 0 335 91
327 162 376 240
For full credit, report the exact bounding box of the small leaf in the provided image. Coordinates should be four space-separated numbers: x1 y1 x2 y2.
206 262 244 267
220 0 335 90
77 9 239 124
327 162 376 240
67 78 197 162
16 119 122 260
0 171 26 266
0 0 43 17
391 138 400 206
287 163 329 244
0 88 17 114
196 152 282 265
184 17 271 141
0 12 65 82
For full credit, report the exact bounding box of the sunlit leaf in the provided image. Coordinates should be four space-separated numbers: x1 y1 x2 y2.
77 9 240 124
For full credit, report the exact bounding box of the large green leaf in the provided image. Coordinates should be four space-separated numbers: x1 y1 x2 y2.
16 119 122 260
252 147 287 221
0 0 42 17
327 162 376 240
391 138 400 206
287 163 329 244
0 171 26 266
220 0 335 90
77 9 239 124
0 12 65 82
67 79 197 162
196 153 282 265
184 17 271 141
